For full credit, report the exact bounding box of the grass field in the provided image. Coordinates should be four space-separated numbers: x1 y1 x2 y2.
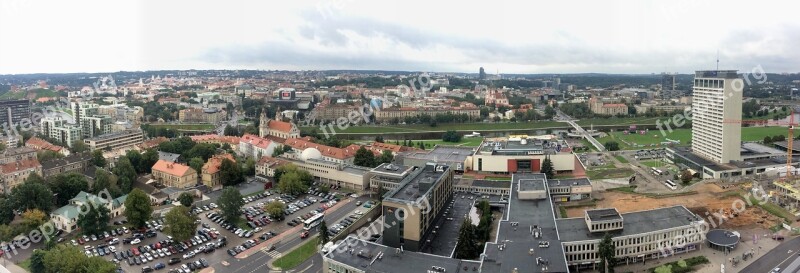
301 121 565 134
149 124 215 130
273 237 320 269
0 88 58 99
18 258 31 271
614 155 628 163
597 126 791 150
586 167 634 180
575 117 664 126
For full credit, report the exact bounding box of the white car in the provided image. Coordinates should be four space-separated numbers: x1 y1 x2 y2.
131 238 141 244
108 246 116 252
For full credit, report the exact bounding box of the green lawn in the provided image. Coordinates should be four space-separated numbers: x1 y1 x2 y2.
586 167 634 180
597 126 791 150
301 121 565 134
18 258 31 271
614 155 628 163
639 160 664 168
149 124 215 130
575 117 664 126
273 237 320 269
0 91 26 99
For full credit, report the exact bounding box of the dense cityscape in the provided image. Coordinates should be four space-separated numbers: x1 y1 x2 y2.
1 1 800 273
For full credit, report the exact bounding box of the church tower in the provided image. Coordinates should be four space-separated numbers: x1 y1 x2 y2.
259 108 269 137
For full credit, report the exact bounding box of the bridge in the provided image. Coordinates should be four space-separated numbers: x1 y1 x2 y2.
555 110 606 151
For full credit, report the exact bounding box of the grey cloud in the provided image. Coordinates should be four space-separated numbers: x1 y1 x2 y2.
200 11 800 73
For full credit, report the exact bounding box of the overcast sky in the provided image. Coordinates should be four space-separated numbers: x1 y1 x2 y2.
0 0 798 74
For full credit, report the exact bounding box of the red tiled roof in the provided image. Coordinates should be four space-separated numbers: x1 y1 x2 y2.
191 134 241 145
0 158 41 174
138 137 169 150
202 154 235 174
25 137 64 153
283 138 355 160
240 134 274 149
267 120 294 133
257 156 289 168
152 160 195 177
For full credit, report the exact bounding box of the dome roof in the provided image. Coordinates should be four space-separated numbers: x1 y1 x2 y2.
300 148 323 161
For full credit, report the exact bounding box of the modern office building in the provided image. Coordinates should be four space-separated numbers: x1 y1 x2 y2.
0 99 30 127
324 173 706 273
368 163 417 191
381 163 454 251
277 150 372 192
81 115 113 138
83 129 144 151
690 70 742 164
469 136 578 174
661 72 676 90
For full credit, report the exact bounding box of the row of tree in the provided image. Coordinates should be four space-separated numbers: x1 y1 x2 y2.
454 200 493 259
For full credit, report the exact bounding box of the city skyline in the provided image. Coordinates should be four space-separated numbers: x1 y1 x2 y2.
1 0 799 74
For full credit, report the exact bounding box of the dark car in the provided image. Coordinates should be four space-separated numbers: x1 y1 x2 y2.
168 257 181 265
227 249 237 256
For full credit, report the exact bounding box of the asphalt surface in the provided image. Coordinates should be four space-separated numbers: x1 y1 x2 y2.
215 195 374 273
740 236 800 273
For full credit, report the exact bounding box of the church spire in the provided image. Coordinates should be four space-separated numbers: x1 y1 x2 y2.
275 106 281 121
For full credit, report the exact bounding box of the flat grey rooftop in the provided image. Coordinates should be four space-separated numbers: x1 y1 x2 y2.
387 165 448 202
404 146 474 162
481 173 569 273
370 163 414 176
470 179 511 189
549 178 591 187
557 206 700 242
586 208 621 222
518 178 546 191
326 236 471 273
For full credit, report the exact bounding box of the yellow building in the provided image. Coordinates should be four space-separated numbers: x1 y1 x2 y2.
201 154 236 189
152 160 198 189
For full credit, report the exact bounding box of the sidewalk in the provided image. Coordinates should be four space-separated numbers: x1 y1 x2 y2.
1 259 28 273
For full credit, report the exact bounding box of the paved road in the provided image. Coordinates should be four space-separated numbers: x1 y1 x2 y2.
556 110 606 151
741 236 800 273
216 195 373 273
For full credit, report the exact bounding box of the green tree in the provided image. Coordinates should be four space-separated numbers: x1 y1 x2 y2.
764 136 773 144
680 169 693 185
454 218 479 259
244 157 256 176
92 169 121 197
353 146 376 167
188 157 205 175
42 244 116 273
183 143 217 161
77 203 110 235
21 209 47 231
164 206 197 242
124 189 153 228
654 264 672 273
218 187 244 223
541 156 555 179
48 173 90 206
598 232 617 273
220 158 244 186
278 171 308 195
71 140 89 153
319 220 330 244
11 177 54 212
604 141 620 151
37 150 63 162
140 149 159 173
113 157 137 192
91 150 106 168
379 150 394 164
125 150 143 173
30 249 47 273
442 130 462 142
265 201 286 220
0 197 15 225
178 192 194 207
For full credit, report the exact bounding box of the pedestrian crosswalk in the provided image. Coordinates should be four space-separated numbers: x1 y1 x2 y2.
262 249 282 258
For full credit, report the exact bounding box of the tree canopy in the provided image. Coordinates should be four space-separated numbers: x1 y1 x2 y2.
77 203 110 235
164 206 197 242
178 192 194 207
353 146 377 167
220 158 244 186
11 176 54 212
124 189 152 228
218 187 244 223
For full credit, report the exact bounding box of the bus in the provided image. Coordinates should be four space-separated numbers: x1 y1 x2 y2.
664 180 677 190
304 213 324 230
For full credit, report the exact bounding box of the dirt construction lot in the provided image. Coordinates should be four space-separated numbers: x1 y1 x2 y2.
566 183 782 229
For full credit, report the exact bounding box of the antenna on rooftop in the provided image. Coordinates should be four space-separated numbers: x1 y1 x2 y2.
716 49 720 70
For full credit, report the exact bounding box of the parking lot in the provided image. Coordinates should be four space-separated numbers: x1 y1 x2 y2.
69 187 367 273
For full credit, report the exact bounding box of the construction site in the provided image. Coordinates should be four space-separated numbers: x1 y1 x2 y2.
565 183 786 230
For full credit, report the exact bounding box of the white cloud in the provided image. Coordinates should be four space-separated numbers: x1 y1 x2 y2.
0 0 797 74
